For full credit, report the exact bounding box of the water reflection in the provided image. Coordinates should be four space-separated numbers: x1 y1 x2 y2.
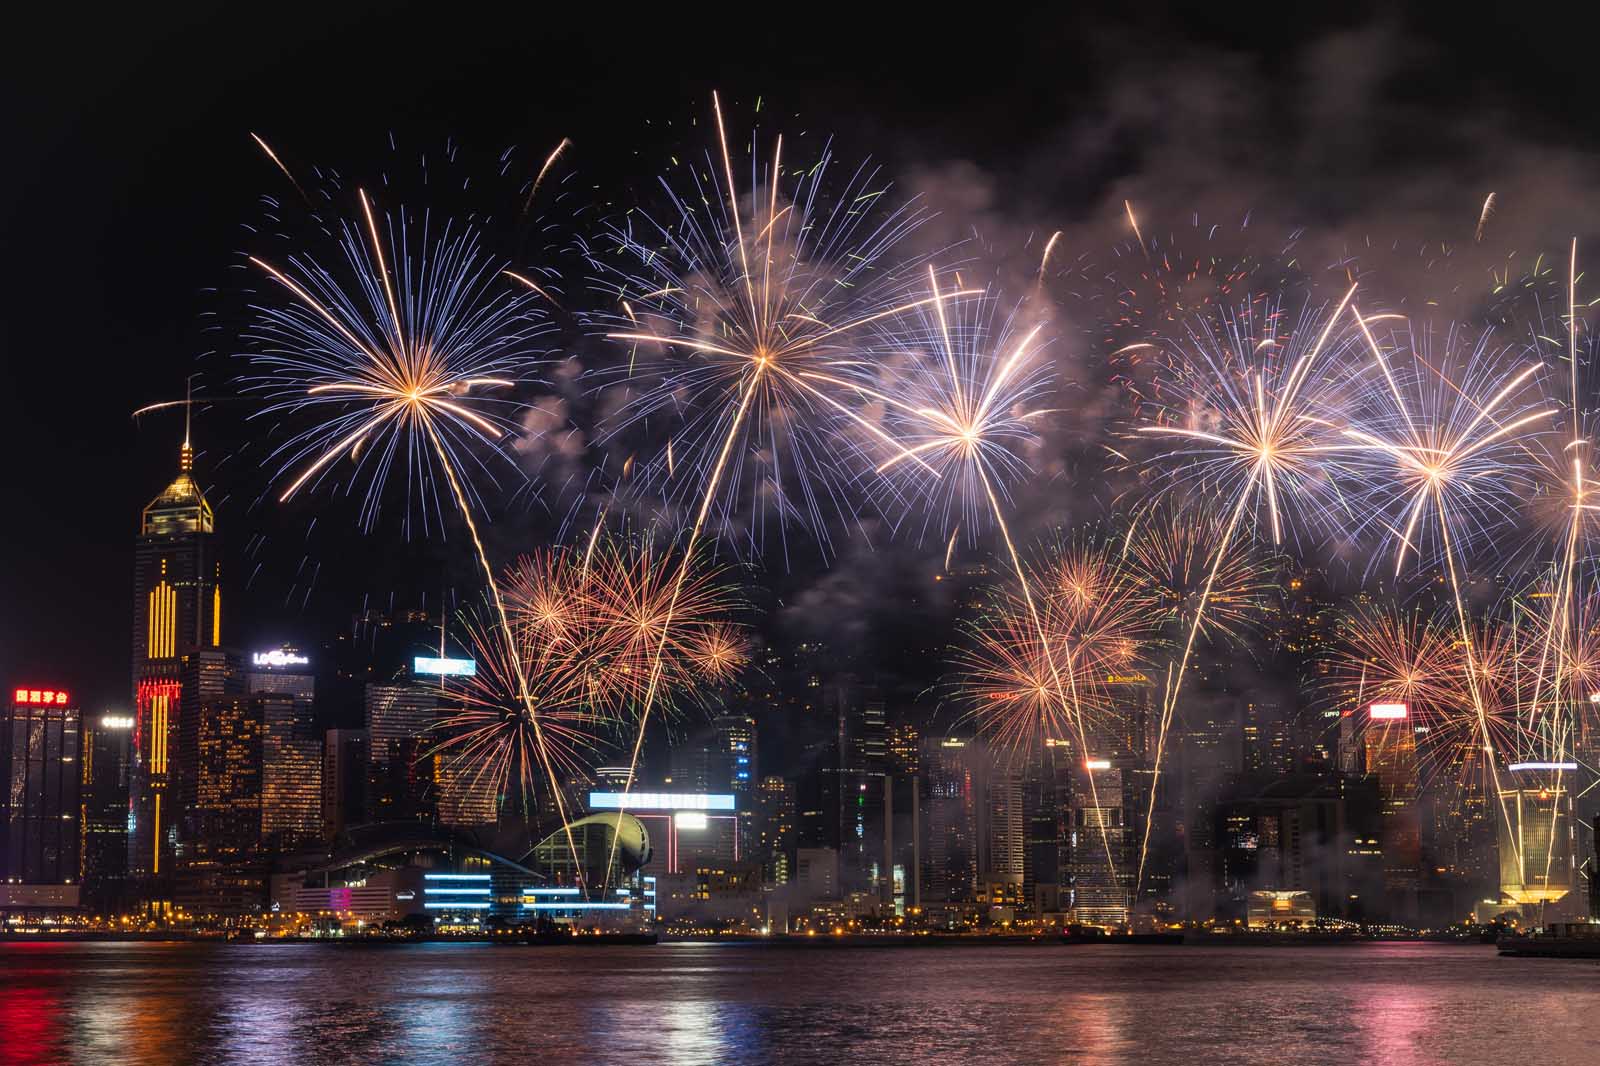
4 942 1596 1066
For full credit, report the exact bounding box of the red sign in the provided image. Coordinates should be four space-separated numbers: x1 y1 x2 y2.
14 688 69 706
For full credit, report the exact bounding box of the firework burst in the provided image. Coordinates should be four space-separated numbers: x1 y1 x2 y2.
953 537 1161 759
1130 286 1361 894
585 92 973 560
869 287 1054 546
1120 498 1278 645
242 190 549 533
431 539 746 818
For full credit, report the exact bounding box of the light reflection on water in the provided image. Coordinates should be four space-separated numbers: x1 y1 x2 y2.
2 941 1595 1065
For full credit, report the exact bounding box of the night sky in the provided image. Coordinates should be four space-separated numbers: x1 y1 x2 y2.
5 6 1598 715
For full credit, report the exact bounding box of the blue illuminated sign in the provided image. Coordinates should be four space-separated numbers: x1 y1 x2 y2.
414 656 477 677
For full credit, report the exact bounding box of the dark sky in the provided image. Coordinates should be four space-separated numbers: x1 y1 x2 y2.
3 5 1597 714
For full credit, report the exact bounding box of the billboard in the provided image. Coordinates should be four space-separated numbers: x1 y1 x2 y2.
587 791 735 811
414 656 477 677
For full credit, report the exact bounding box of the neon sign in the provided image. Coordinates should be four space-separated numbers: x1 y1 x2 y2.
14 689 69 706
252 649 309 668
1369 703 1408 720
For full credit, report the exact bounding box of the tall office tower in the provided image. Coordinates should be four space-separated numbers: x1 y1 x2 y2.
364 681 440 762
986 760 1026 883
668 737 714 792
364 679 441 822
1070 758 1132 927
435 755 497 829
175 646 242 856
886 718 921 777
825 681 889 895
1021 739 1072 912
246 647 316 714
1364 701 1421 917
130 434 220 902
1497 762 1577 910
756 775 795 885
261 697 322 848
1 687 82 901
246 650 321 849
194 695 266 859
322 729 369 840
920 736 978 903
711 714 758 793
1179 715 1234 921
80 712 134 911
192 693 322 853
185 693 269 918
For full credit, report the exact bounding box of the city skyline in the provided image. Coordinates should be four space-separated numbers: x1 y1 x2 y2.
7 11 1600 1065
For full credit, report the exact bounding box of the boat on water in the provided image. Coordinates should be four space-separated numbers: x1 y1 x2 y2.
1498 922 1600 958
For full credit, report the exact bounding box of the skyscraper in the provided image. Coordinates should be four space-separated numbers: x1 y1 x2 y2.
248 650 321 849
920 736 978 903
2 687 82 900
1497 762 1577 909
1364 701 1421 919
322 729 369 840
129 435 220 903
80 712 133 911
756 775 795 885
364 680 440 822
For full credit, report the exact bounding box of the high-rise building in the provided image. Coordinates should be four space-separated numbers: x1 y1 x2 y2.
920 736 978 903
249 651 320 849
435 754 497 829
194 695 265 859
364 682 439 761
1022 738 1073 914
322 729 369 840
1241 698 1295 776
80 712 133 911
2 687 82 899
756 775 795 885
1070 757 1132 927
1364 701 1421 916
986 760 1026 884
246 647 316 714
262 702 322 848
364 681 440 823
1497 762 1577 908
130 435 221 903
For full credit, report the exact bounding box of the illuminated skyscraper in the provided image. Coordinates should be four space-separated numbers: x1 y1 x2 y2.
2 687 82 895
1070 757 1132 927
920 736 978 902
261 703 322 848
1497 762 1577 908
756 775 795 885
1364 702 1421 917
248 650 321 848
129 435 220 901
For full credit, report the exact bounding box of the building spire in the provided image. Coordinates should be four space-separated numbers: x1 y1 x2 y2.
179 374 196 474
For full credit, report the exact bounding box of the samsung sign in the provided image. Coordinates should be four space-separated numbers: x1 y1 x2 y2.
252 649 310 668
414 656 477 678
